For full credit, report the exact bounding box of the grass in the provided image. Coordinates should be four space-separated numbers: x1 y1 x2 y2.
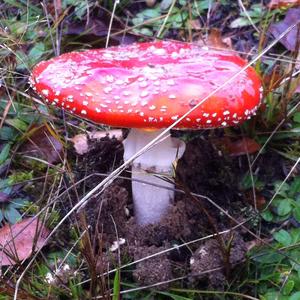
0 0 300 299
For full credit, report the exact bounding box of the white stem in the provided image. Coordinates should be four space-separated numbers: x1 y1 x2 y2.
123 129 185 225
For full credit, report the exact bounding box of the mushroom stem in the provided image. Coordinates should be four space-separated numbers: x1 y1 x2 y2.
123 129 185 225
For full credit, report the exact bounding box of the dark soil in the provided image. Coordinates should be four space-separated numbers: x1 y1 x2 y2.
70 131 269 289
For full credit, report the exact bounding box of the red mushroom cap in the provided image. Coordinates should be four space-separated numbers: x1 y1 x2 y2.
30 41 262 129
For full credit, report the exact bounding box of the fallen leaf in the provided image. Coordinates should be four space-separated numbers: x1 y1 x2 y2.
64 10 136 50
245 191 266 209
268 0 300 9
0 217 49 266
222 137 261 156
269 8 300 51
20 124 63 164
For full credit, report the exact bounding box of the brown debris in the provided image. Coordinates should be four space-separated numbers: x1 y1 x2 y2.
132 245 173 290
189 233 247 288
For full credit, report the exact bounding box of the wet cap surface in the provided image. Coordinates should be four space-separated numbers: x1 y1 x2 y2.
30 40 262 129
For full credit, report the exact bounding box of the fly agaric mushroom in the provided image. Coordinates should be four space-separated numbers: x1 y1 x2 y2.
29 41 262 225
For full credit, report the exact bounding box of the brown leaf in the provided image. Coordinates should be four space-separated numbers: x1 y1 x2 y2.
269 8 300 51
268 0 300 9
21 124 63 164
0 217 49 266
64 11 136 50
245 191 266 209
225 137 261 156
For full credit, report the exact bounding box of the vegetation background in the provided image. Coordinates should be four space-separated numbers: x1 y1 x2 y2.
0 0 300 299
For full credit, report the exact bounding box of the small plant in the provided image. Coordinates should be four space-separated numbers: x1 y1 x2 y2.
261 176 300 223
230 3 283 29
230 3 266 28
250 226 300 299
0 175 31 224
131 0 218 37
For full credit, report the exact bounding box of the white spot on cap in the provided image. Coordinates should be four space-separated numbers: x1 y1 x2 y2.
171 52 178 59
140 91 149 98
83 101 88 106
116 80 124 85
223 111 230 115
167 79 175 86
139 81 148 88
212 113 217 117
169 94 176 99
104 87 112 94
179 48 186 55
85 92 93 97
103 52 113 59
221 121 227 126
123 91 131 96
153 48 166 55
81 110 87 115
171 115 179 120
160 105 167 112
149 105 156 110
106 75 114 83
95 108 101 113
206 120 212 124
42 89 49 96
